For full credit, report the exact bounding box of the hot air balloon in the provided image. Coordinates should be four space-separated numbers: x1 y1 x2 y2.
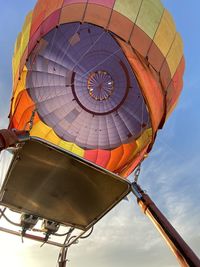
10 0 185 178
1 1 199 267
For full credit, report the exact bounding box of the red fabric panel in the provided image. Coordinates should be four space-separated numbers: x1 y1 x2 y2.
95 150 111 168
84 150 98 163
109 11 134 42
166 57 185 114
130 25 152 58
160 59 172 90
28 26 41 55
85 149 111 168
172 56 185 92
148 42 166 72
30 0 46 37
29 11 61 57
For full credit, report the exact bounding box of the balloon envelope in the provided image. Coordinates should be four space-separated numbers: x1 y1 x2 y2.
10 0 185 177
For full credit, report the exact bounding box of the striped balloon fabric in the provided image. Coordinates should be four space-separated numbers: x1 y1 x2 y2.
10 0 184 177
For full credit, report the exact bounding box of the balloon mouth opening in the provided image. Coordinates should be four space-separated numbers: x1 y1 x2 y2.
87 70 114 101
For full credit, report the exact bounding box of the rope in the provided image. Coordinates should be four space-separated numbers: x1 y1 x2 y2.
23 109 37 132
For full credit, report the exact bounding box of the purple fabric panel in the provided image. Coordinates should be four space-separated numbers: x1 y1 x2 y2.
27 22 150 150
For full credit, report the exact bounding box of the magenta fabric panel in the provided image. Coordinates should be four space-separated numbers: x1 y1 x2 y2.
42 10 61 36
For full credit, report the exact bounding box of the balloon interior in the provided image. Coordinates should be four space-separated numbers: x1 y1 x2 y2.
0 1 192 267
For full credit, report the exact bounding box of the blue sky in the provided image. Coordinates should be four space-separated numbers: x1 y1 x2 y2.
0 1 200 267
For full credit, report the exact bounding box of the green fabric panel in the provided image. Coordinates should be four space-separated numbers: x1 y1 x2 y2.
136 0 164 39
113 0 142 23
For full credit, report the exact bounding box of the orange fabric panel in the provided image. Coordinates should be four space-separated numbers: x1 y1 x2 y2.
12 67 28 112
115 142 137 171
59 3 86 24
45 0 63 19
106 146 124 172
109 11 134 42
11 90 39 130
63 0 87 6
117 39 164 133
18 108 40 130
120 145 149 178
84 4 112 28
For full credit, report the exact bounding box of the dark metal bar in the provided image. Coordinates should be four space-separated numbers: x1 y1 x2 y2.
131 182 200 267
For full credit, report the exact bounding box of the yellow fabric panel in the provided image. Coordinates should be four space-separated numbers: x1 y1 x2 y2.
45 129 61 144
14 32 22 55
136 128 153 149
113 0 142 23
166 33 184 77
136 0 164 39
59 140 73 152
12 67 28 113
128 128 152 160
30 120 84 157
71 144 84 157
30 120 50 139
12 12 32 80
60 141 84 157
20 12 33 60
12 33 22 79
12 52 21 80
153 9 176 57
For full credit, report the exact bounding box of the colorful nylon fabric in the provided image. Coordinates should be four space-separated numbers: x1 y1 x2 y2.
10 0 185 178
